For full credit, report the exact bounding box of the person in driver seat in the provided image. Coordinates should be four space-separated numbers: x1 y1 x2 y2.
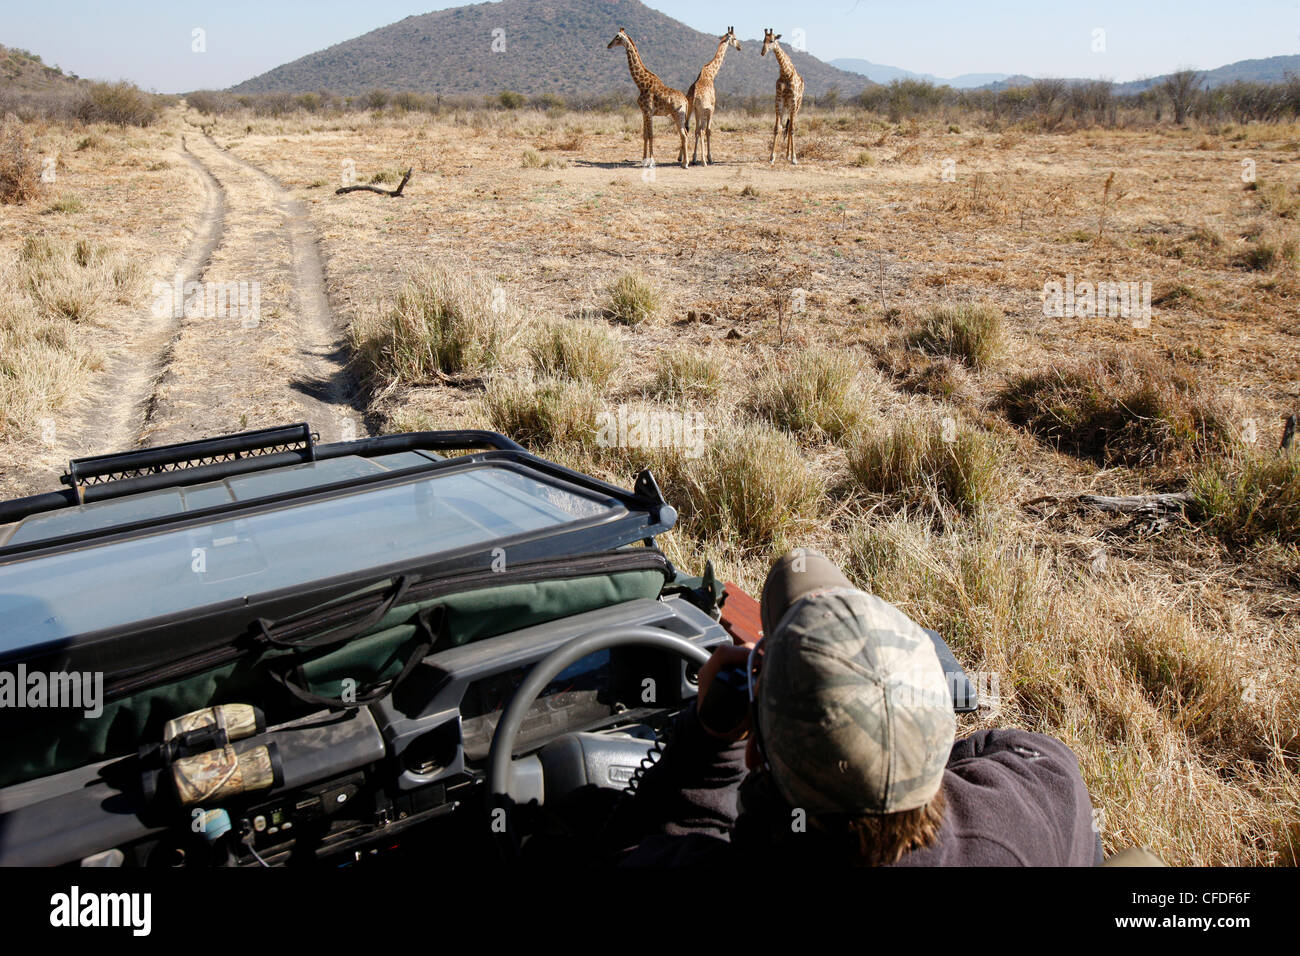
618 549 1102 866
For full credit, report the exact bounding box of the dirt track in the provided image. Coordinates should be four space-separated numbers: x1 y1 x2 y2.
6 113 364 500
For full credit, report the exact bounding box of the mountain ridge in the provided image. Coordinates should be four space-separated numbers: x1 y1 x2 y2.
230 0 874 99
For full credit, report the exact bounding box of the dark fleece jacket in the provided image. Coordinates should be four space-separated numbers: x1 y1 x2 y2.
617 707 1101 866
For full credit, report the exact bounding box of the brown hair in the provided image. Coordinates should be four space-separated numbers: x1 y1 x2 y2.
812 787 948 866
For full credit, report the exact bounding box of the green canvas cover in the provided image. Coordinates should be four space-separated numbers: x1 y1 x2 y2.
0 565 666 789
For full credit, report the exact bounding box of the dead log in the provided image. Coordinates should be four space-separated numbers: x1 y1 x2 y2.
1073 493 1191 515
1026 491 1191 535
1282 414 1296 453
335 167 413 197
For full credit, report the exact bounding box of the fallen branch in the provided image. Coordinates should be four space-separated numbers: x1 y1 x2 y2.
1073 492 1191 515
1026 491 1191 535
336 167 413 197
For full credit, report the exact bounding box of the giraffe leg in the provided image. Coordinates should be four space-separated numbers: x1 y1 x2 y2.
677 110 688 168
789 111 798 165
690 106 701 167
642 112 652 166
770 108 782 165
704 110 714 166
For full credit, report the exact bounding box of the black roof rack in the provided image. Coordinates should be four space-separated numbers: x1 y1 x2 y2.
63 423 317 503
0 426 532 525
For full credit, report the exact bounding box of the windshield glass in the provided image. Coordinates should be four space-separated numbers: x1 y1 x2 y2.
0 465 617 650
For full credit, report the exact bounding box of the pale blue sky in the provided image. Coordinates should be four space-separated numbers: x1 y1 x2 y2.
5 0 1298 93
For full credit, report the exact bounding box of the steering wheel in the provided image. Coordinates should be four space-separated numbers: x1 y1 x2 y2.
486 627 712 859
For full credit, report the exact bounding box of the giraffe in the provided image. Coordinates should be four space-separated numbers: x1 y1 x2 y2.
685 27 741 167
761 29 805 165
608 28 689 169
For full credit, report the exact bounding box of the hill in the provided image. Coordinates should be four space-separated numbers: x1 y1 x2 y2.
229 0 873 100
830 58 1008 90
832 52 1299 94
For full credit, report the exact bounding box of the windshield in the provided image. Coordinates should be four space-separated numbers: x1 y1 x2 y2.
0 465 617 651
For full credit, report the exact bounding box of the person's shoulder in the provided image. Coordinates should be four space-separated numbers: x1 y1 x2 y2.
950 727 1082 769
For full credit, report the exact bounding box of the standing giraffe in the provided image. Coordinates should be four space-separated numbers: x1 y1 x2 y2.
607 28 689 169
686 27 741 167
761 29 805 165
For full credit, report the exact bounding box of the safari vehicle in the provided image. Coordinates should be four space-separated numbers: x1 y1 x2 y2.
0 424 975 867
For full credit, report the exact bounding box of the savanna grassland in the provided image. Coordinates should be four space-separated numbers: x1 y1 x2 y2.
2 96 1298 865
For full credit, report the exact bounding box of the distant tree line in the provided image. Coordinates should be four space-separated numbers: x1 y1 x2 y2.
180 71 1300 127
4 70 1297 129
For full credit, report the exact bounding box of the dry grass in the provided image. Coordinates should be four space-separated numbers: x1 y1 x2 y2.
481 374 600 448
1190 449 1300 548
604 271 662 326
744 350 867 440
908 301 1006 369
842 512 1298 865
349 264 526 387
996 352 1238 470
845 413 1007 516
669 421 824 550
650 350 723 400
528 318 622 386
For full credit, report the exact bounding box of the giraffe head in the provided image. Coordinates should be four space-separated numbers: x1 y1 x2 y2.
761 29 781 57
721 27 741 52
607 28 632 51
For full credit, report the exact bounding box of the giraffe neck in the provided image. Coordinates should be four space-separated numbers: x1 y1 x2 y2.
701 39 729 82
622 41 653 92
772 43 796 78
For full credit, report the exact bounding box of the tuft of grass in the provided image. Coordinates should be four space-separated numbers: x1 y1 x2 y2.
604 271 661 326
0 298 89 440
744 350 866 440
908 301 1005 368
43 196 83 215
521 149 543 169
349 266 525 386
528 319 622 386
845 413 1006 516
851 150 876 167
480 374 599 448
1189 450 1300 548
1257 180 1300 219
673 421 822 549
996 353 1236 469
19 238 129 322
650 350 722 400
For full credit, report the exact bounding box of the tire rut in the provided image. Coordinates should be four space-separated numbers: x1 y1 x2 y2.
138 130 365 448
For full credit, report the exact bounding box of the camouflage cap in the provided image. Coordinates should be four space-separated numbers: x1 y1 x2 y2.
756 554 956 816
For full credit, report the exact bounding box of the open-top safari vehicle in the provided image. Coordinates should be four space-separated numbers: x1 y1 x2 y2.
0 424 976 866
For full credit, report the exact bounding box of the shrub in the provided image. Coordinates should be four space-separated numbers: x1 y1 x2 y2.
604 272 661 326
74 81 157 127
0 115 44 205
